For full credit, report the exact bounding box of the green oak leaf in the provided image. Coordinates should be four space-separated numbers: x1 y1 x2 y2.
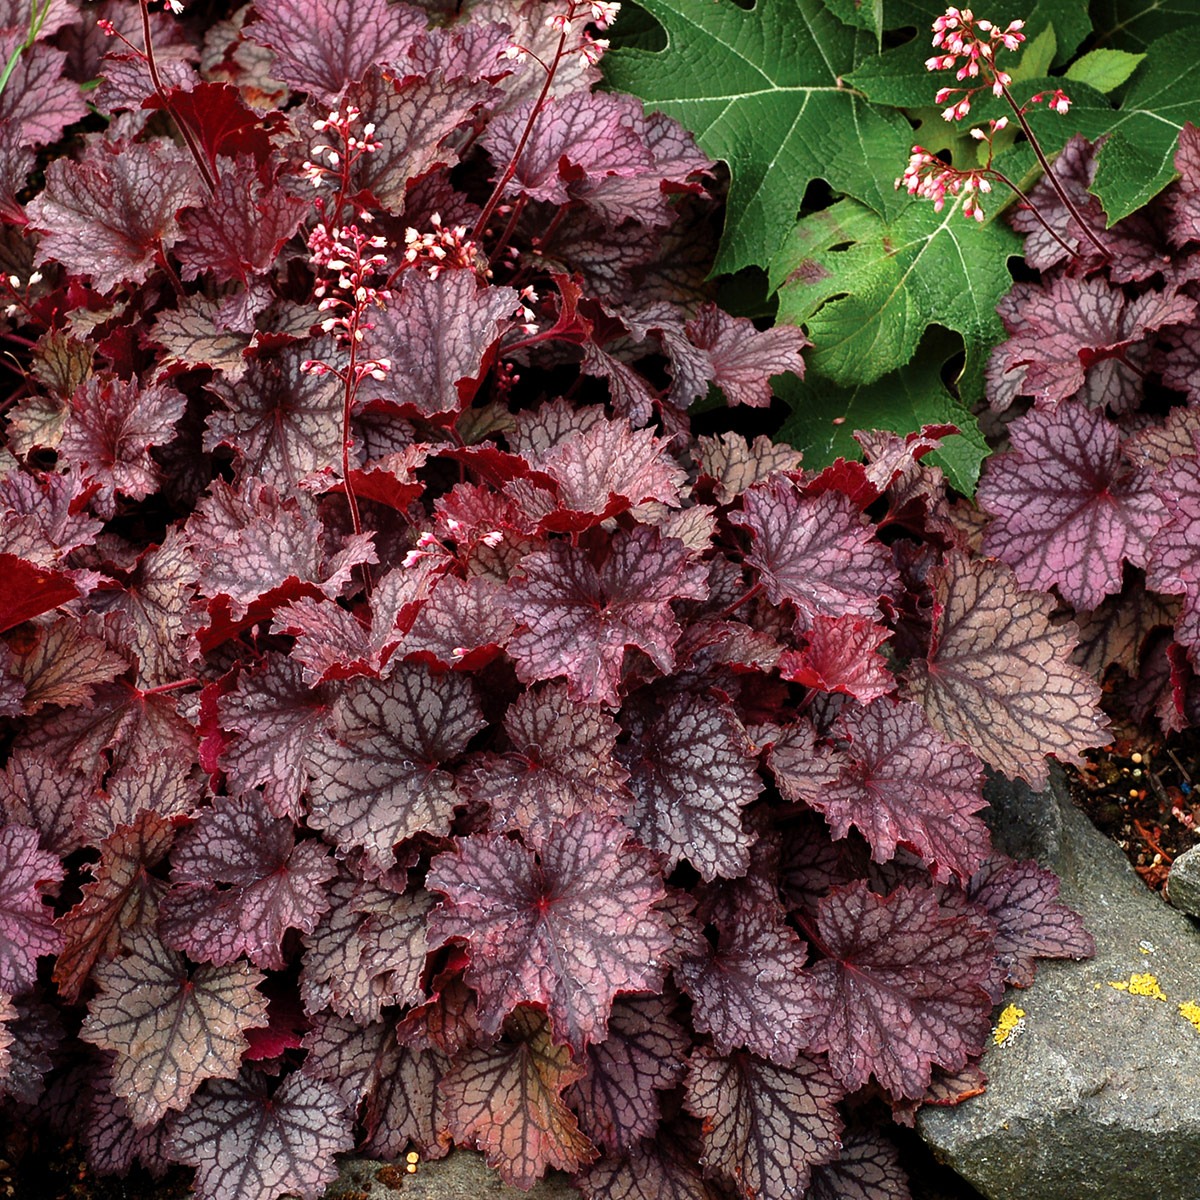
1064 48 1146 91
1090 0 1200 53
772 329 988 496
602 0 914 276
767 196 1023 391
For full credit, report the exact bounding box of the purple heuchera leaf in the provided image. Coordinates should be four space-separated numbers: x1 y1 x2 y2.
729 477 898 627
84 1059 172 1180
777 614 895 704
795 881 994 1098
427 810 671 1053
25 139 202 293
504 525 708 708
306 665 484 870
80 928 269 1126
563 992 690 1154
576 1124 724 1200
166 1069 355 1200
811 699 989 885
0 825 64 995
618 691 762 881
0 993 63 1105
696 431 804 506
0 42 89 147
684 1045 844 1200
158 792 336 970
246 0 425 99
675 903 811 1065
808 1126 910 1200
978 400 1164 610
0 748 93 856
905 552 1109 787
1147 434 1200 667
398 574 516 669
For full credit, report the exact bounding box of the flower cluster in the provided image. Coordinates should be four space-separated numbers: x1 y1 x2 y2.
926 7 1025 121
300 105 382 188
896 145 993 221
501 0 620 71
402 213 481 280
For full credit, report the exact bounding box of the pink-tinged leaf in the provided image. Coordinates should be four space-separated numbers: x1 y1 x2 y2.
619 692 762 881
1159 325 1200 405
440 1006 597 1188
80 928 268 1126
777 614 895 704
218 654 335 819
1072 580 1179 680
25 140 202 293
0 43 88 147
159 793 335 970
795 881 993 1098
166 1069 354 1200
0 826 63 996
978 401 1164 610
427 811 671 1052
397 967 482 1057
176 159 306 285
684 1046 843 1199
1147 440 1200 665
577 1127 729 1200
1126 408 1200 475
403 19 515 82
766 721 849 809
84 1060 172 1179
677 305 807 408
0 994 62 1105
676 904 810 1065
968 855 1094 992
0 749 92 857
398 574 515 669
729 477 898 627
1169 123 1200 246
564 992 690 1154
905 552 1109 787
85 754 200 844
53 811 175 1005
465 681 632 846
307 665 483 870
333 66 493 211
809 700 989 885
204 340 342 493
85 530 199 687
808 1126 910 1200
987 275 1195 410
8 617 124 715
57 374 186 516
246 0 424 99
485 91 652 207
0 463 102 564
696 432 803 506
300 868 433 1023
360 270 517 418
0 122 33 219
504 525 708 708
0 554 80 633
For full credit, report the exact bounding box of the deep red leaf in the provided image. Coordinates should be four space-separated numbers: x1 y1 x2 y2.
0 826 64 996
0 554 80 634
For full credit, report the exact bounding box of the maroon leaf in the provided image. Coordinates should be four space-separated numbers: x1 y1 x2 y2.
1147 439 1200 666
676 903 811 1064
25 140 202 293
440 1006 597 1188
777 614 895 704
427 811 671 1052
166 1069 354 1200
729 477 898 627
54 811 175 1005
905 552 1109 787
564 992 690 1154
795 881 993 1098
246 0 424 99
485 91 652 207
684 1046 843 1199
0 826 64 995
808 1126 910 1200
967 855 1094 991
80 928 268 1126
359 269 517 418
809 700 989 885
619 691 762 881
978 401 1164 609
0 554 81 634
0 42 88 148
577 1128 728 1200
307 665 484 870
504 525 708 707
0 749 91 857
159 793 336 970
1072 580 1179 680
0 994 62 1105
84 1060 172 1179
398 574 515 669
465 681 632 845
696 432 803 506
766 720 849 809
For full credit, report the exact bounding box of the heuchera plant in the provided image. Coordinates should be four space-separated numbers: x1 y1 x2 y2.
6 0 1198 1198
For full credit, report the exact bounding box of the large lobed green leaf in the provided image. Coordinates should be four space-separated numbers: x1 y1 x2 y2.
602 0 913 276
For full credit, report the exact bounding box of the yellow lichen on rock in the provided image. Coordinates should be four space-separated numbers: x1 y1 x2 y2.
1179 1000 1200 1033
993 1003 1027 1046
1107 972 1168 1001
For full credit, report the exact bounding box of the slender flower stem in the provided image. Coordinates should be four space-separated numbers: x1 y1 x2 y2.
986 167 1079 259
488 194 529 268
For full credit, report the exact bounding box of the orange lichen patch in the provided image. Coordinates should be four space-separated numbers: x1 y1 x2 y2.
1179 1000 1200 1033
1107 972 1168 1001
992 1003 1026 1046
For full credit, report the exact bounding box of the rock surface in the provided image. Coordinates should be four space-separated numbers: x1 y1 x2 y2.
326 1151 581 1200
917 767 1200 1200
1166 842 1200 918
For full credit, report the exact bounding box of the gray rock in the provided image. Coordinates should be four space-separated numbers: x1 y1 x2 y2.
326 1151 581 1200
1166 843 1200 918
917 767 1200 1200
